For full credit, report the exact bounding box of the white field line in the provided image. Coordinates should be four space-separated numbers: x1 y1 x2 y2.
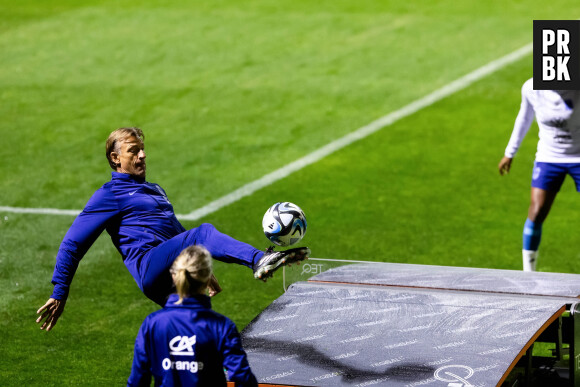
0 43 532 220
0 206 80 216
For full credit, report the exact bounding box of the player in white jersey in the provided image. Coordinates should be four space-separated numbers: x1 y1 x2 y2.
499 78 580 271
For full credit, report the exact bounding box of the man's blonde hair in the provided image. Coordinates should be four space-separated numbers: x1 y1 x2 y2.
105 127 144 170
170 246 213 304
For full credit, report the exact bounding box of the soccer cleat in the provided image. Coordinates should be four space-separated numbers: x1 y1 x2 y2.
253 246 310 281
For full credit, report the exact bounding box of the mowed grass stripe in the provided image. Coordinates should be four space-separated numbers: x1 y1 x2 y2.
0 3 545 210
0 43 532 220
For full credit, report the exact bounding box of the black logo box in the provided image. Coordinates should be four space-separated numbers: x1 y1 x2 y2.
533 20 580 90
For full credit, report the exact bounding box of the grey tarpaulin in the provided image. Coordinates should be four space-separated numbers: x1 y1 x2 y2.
241 262 580 386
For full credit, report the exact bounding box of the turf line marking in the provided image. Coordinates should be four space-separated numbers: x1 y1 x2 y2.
0 206 80 216
179 43 532 221
0 43 532 220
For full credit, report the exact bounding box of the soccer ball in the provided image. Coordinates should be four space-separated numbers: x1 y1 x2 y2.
262 202 307 246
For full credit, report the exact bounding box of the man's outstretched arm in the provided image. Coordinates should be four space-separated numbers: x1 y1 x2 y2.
41 186 118 330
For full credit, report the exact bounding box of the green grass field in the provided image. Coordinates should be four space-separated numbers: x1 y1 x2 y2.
2 0 580 385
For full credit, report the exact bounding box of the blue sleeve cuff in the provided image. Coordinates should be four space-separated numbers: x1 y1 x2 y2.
50 283 69 300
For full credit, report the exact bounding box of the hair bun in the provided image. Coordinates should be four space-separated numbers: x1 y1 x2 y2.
170 245 213 303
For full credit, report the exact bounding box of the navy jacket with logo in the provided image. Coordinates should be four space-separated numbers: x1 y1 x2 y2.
127 294 258 387
51 172 185 300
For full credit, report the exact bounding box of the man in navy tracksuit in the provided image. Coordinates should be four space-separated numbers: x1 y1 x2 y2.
36 127 310 331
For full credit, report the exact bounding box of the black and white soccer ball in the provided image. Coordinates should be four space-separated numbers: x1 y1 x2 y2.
262 202 307 246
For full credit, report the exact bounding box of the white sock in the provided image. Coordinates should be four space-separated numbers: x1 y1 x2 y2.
522 250 538 272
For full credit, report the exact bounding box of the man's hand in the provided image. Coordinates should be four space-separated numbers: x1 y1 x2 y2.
36 298 66 331
208 274 222 297
498 156 513 176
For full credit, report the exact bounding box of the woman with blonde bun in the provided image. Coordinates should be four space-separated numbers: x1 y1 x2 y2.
128 245 258 387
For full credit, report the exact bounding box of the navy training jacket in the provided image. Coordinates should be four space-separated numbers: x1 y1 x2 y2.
127 294 258 387
51 172 185 300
